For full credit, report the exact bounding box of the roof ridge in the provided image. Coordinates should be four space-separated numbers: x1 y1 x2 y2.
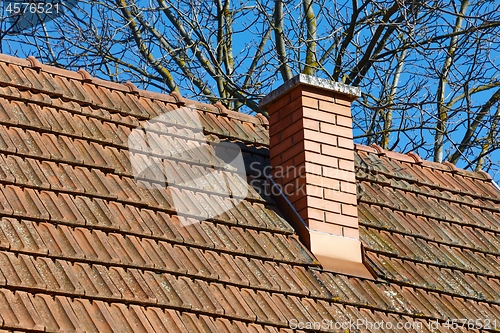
354 143 492 181
0 53 264 126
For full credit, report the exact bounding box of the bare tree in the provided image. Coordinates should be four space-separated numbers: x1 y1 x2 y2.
2 0 500 178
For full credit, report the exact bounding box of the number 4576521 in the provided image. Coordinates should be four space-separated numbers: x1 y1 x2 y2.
6 2 60 15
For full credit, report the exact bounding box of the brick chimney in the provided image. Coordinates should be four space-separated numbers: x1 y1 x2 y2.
260 74 373 279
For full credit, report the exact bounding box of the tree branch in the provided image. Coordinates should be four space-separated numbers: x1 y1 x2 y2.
274 0 293 81
346 3 399 85
133 8 217 100
116 0 178 92
302 0 318 75
434 0 469 162
449 87 500 164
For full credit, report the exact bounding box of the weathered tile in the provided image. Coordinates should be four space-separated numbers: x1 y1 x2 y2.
39 161 85 193
2 53 500 333
240 288 286 326
0 218 47 254
72 196 113 228
0 62 30 88
1 186 49 220
0 290 45 331
39 191 85 225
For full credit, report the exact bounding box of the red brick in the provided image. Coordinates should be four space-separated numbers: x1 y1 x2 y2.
304 151 338 166
304 184 324 198
293 195 342 214
321 145 354 161
303 151 338 168
325 211 358 228
278 161 319 179
293 196 309 213
281 163 307 181
280 149 307 167
287 185 307 204
271 173 290 188
336 114 352 128
278 119 304 142
340 181 357 194
273 137 304 156
336 126 354 139
308 196 341 214
334 94 353 107
323 189 357 205
269 135 282 152
308 220 343 236
278 151 300 167
272 136 294 156
281 158 296 170
282 183 303 202
272 173 285 187
269 113 293 136
318 100 334 112
290 85 304 101
271 154 282 166
294 85 335 102
341 203 358 217
273 164 305 181
266 92 291 115
290 107 304 123
343 227 359 239
273 165 298 183
338 158 355 172
303 140 321 153
323 211 340 224
319 122 339 135
306 173 340 190
302 96 319 109
280 97 306 119
270 132 282 145
294 173 307 189
269 110 281 125
298 207 325 222
283 163 304 179
298 211 308 223
290 128 305 144
269 151 280 164
337 136 354 150
303 129 339 144
319 100 352 117
303 91 334 103
303 118 320 131
304 162 322 175
281 145 304 165
317 123 353 139
321 166 356 182
267 79 362 243
302 108 336 125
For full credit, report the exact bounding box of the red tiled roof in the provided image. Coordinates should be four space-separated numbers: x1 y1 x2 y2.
0 53 499 332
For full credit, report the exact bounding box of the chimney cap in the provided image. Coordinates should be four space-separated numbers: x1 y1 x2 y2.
259 74 361 109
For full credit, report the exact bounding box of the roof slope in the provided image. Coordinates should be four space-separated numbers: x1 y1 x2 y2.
0 54 498 332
